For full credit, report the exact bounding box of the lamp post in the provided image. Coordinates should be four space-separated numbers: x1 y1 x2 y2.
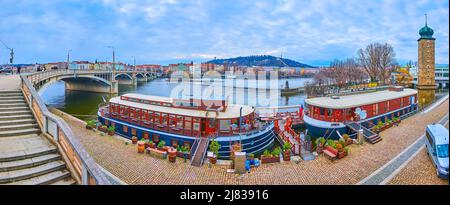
67 49 72 70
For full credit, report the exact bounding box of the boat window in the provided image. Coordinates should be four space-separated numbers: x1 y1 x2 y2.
220 120 231 131
177 116 183 128
169 114 176 126
185 118 192 130
162 114 168 125
193 118 200 131
319 108 325 116
155 112 161 124
327 109 332 117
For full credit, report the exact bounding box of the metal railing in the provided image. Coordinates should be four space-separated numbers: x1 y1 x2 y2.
20 75 111 185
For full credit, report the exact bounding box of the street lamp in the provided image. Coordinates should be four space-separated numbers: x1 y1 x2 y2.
107 46 115 73
67 49 72 69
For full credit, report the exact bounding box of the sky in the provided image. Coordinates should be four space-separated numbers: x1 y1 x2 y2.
0 0 448 66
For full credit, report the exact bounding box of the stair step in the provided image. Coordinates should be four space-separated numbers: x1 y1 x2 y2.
0 154 61 172
0 96 24 100
0 119 36 127
0 93 22 97
0 90 21 94
0 114 34 122
0 161 67 184
0 144 56 162
0 107 29 112
0 103 28 108
0 128 40 138
0 110 31 116
6 170 73 185
50 178 77 185
0 100 25 104
0 123 38 132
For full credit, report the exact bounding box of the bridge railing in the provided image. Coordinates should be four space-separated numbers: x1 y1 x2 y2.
20 75 111 185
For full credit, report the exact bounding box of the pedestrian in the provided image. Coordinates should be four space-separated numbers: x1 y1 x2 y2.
17 66 21 74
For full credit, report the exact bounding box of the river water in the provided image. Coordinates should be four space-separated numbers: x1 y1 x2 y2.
41 78 312 120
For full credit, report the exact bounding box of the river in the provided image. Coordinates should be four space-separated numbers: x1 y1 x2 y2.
41 77 312 120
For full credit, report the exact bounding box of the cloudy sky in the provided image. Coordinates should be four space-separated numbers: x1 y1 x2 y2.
0 0 448 66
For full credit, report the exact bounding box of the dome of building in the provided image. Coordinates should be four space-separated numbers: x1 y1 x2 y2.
419 15 435 40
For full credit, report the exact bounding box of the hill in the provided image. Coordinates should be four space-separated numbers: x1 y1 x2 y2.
207 55 315 68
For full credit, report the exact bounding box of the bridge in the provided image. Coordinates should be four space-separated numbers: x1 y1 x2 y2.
26 69 159 94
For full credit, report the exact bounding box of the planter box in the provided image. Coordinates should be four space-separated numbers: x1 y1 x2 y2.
98 126 108 133
108 131 115 136
338 151 345 159
260 156 280 164
283 151 290 161
148 148 167 159
176 152 191 159
86 125 94 130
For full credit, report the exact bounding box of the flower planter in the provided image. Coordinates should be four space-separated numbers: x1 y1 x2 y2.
137 141 146 154
98 126 108 133
177 152 191 159
345 139 353 146
283 150 290 161
149 143 156 149
148 148 167 159
86 125 94 130
163 146 171 152
209 156 217 164
168 148 177 163
131 137 138 144
108 131 115 136
316 144 324 154
338 151 345 159
260 156 280 164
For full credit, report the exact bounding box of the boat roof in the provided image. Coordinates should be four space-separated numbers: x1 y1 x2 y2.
305 88 418 109
110 94 254 119
427 124 449 145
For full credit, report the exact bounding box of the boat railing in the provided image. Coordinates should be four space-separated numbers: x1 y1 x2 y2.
20 75 111 185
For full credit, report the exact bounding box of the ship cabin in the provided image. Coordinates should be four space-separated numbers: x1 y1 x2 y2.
303 87 418 139
102 94 257 138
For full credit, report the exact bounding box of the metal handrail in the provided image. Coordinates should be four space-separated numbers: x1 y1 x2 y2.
20 75 111 185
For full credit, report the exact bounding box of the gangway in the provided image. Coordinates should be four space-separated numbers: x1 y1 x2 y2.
190 136 209 167
345 122 382 144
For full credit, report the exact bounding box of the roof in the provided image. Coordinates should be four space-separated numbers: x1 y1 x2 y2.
305 88 418 109
427 124 449 145
110 94 254 119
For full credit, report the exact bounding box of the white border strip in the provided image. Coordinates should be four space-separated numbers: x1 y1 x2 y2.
379 145 425 185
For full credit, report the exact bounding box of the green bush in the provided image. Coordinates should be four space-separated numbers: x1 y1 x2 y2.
263 150 272 157
107 126 115 132
282 142 292 151
315 137 326 146
86 120 96 127
157 140 166 148
272 147 282 156
209 139 221 157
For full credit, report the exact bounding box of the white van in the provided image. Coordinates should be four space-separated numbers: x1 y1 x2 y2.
425 124 449 179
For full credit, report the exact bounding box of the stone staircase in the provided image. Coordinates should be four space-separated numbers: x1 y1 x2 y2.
0 90 76 185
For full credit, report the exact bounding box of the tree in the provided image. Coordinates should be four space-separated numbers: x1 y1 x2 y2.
358 43 396 85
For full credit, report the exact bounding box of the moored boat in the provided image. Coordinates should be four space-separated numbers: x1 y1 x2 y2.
98 94 276 159
303 86 419 140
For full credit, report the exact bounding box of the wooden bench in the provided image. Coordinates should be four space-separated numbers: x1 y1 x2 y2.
147 148 167 159
323 146 338 160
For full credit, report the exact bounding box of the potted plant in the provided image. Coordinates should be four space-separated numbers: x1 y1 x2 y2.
98 125 108 133
336 143 345 159
86 120 96 130
107 126 115 136
282 142 291 161
342 134 352 146
181 145 190 162
131 136 138 144
315 137 325 154
157 140 166 151
208 139 221 165
137 140 146 153
168 147 177 163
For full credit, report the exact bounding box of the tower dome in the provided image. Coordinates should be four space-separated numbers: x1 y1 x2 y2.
419 14 435 40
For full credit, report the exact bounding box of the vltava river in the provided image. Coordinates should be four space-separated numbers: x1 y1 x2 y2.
41 78 311 120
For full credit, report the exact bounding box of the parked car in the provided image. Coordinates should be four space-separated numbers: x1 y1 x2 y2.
425 123 449 179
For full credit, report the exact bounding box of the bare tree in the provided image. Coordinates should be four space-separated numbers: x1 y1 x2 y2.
358 43 396 85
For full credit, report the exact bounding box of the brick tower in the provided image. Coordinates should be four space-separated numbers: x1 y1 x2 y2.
417 14 436 107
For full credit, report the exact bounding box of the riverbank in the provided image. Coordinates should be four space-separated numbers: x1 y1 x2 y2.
53 97 449 185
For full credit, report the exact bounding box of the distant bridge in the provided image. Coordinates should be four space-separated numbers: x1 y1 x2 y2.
25 69 159 94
